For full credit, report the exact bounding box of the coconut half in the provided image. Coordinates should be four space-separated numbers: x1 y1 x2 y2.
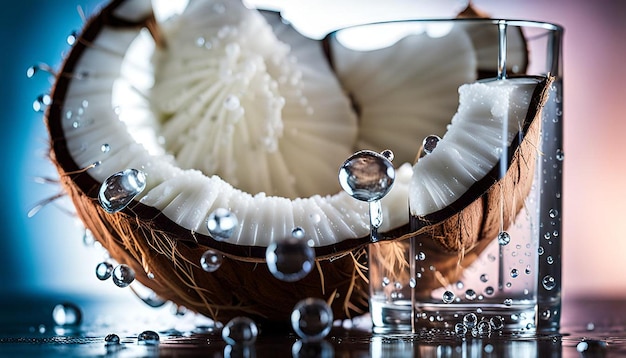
44 0 542 322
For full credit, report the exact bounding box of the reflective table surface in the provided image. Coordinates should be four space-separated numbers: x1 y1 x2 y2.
0 295 622 357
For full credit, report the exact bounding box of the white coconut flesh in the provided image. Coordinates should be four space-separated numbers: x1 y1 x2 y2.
409 77 544 216
54 0 533 256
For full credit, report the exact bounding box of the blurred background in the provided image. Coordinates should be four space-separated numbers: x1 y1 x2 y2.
1 0 625 315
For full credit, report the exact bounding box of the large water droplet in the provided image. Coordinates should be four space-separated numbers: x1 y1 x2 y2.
222 317 258 345
98 169 147 213
207 208 238 241
112 264 135 287
291 298 333 341
463 313 478 328
442 291 455 304
338 150 395 202
137 330 160 345
52 302 82 326
542 275 556 290
266 229 315 282
497 231 511 246
200 250 223 272
95 262 114 280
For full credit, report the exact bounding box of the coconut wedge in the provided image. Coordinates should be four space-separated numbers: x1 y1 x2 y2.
44 0 541 322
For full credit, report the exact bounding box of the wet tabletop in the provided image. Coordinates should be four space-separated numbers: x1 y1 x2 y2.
0 295 623 357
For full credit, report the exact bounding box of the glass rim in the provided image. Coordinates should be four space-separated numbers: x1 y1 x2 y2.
327 18 563 36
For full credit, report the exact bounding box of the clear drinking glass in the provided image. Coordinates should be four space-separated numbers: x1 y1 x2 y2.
330 18 562 333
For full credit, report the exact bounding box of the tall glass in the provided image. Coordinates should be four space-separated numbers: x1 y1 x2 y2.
329 19 562 333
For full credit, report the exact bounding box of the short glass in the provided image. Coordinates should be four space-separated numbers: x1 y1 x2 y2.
332 18 563 333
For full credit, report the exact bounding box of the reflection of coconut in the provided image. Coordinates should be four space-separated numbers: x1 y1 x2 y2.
44 0 539 323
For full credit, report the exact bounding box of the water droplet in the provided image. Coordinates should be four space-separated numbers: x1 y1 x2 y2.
456 281 464 289
547 256 554 264
26 65 38 78
52 303 82 326
489 316 504 330
480 274 489 282
338 150 395 202
266 233 315 282
540 309 551 320
503 298 513 306
224 95 240 111
555 149 564 161
510 269 519 278
200 250 223 272
222 317 258 345
465 289 477 300
112 264 135 288
542 275 556 290
484 344 494 353
548 209 559 220
104 333 120 345
477 320 492 336
454 323 467 335
525 265 532 274
207 208 238 241
137 330 159 345
415 251 426 261
484 286 495 295
576 339 607 354
422 135 441 155
409 278 416 288
538 246 545 255
463 313 477 328
291 298 333 341
291 227 305 239
382 277 390 287
100 143 110 153
96 262 114 280
497 231 511 246
586 322 595 331
98 169 147 213
66 31 78 46
380 149 394 161
442 291 455 303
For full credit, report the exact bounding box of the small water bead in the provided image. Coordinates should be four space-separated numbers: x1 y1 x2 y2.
498 231 511 246
547 256 554 264
422 135 441 155
465 289 477 301
409 278 416 288
338 150 395 202
112 264 135 288
510 269 519 278
104 333 120 345
200 250 223 272
100 143 110 153
266 229 315 282
96 262 114 280
442 291 455 303
416 251 426 261
480 274 489 282
291 227 305 239
542 275 556 290
503 298 513 306
98 169 147 213
454 323 468 335
576 339 608 354
540 309 551 320
33 94 52 112
463 313 478 328
555 149 565 161
291 298 333 341
538 246 545 255
525 265 532 275
52 303 82 326
222 317 258 345
549 208 559 218
382 277 390 287
137 330 160 345
207 208 238 241
380 149 394 161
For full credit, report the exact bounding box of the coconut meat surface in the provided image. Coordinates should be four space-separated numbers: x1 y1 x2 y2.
409 77 543 216
60 0 415 249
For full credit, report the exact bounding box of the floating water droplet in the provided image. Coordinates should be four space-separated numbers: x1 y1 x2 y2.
489 316 504 330
415 252 426 261
484 286 495 295
542 275 556 290
497 231 511 246
66 31 78 46
525 265 532 275
112 264 135 287
291 298 333 341
137 330 159 345
98 169 147 213
200 250 223 272
33 94 52 112
454 323 467 335
266 232 315 282
100 143 110 153
52 303 82 326
576 339 607 354
442 291 455 303
422 135 441 155
222 317 258 345
207 208 238 241
26 65 38 78
224 95 240 111
96 262 114 280
465 289 477 300
480 274 489 282
510 269 519 278
463 313 477 328
338 150 395 202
